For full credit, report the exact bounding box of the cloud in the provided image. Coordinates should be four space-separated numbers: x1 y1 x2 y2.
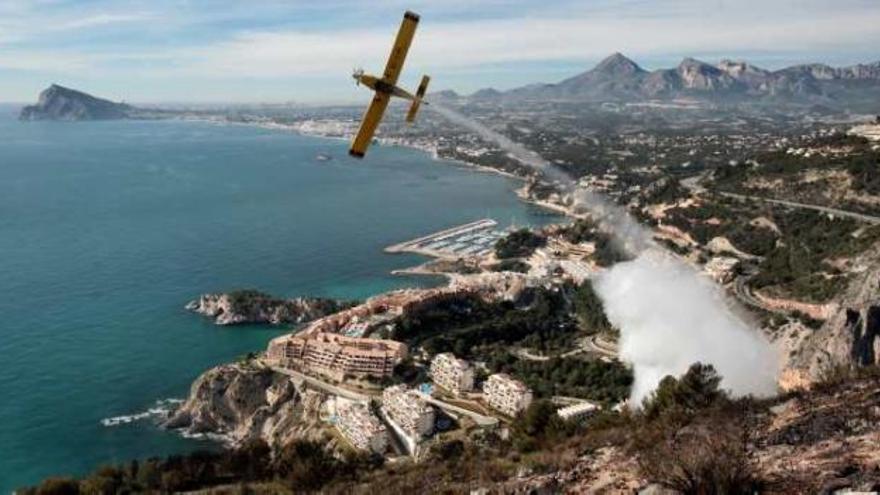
2 0 880 101
169 7 880 79
53 13 155 31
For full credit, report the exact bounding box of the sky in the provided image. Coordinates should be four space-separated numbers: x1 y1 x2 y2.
1 0 878 104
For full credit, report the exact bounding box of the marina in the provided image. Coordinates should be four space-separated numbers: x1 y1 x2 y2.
385 218 507 259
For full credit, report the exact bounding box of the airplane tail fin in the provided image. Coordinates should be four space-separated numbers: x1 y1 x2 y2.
406 75 430 123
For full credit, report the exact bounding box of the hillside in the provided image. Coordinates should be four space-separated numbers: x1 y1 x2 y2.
19 84 134 121
19 364 880 494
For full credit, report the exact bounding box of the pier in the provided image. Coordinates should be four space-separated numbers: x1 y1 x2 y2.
385 218 502 259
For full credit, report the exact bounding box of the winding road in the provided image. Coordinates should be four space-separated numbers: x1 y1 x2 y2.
733 274 787 315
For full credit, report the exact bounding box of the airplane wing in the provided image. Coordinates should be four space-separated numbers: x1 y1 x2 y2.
349 92 390 158
382 11 419 85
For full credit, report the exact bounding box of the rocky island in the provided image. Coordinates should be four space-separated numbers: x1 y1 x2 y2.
19 84 135 121
186 289 354 326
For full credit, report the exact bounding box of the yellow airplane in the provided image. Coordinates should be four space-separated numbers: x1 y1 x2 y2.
349 11 430 158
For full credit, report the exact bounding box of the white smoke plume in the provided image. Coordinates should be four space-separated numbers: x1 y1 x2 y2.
428 103 779 402
594 253 779 403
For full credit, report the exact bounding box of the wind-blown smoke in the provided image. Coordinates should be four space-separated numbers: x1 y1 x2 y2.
427 103 779 401
594 253 779 403
428 104 573 185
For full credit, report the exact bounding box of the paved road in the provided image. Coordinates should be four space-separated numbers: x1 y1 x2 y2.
579 335 618 359
269 362 499 427
679 172 880 225
733 275 787 315
416 392 499 427
269 365 373 402
719 191 880 225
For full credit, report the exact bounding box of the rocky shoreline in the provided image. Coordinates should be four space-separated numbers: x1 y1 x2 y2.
163 362 338 451
186 289 355 326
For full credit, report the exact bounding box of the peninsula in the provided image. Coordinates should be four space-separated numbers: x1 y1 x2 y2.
19 84 135 121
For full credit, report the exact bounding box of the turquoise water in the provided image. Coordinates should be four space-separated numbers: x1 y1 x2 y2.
0 107 557 492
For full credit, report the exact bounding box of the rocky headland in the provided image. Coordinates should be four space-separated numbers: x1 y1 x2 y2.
186 290 354 326
19 84 135 121
163 362 338 451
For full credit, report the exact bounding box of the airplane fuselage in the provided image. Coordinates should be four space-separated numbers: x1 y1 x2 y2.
355 73 415 101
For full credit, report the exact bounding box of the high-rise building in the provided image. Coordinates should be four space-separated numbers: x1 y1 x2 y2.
382 384 435 439
429 353 475 396
484 373 533 417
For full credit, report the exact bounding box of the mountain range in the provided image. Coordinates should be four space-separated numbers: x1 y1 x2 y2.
449 53 880 106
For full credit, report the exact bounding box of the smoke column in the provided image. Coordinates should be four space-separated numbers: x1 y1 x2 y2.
428 103 779 403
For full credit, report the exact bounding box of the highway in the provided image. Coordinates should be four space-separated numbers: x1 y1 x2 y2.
719 191 880 225
680 172 880 225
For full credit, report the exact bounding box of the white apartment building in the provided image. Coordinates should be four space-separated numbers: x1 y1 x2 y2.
382 384 435 439
557 401 599 421
430 353 475 396
484 373 533 417
334 400 388 454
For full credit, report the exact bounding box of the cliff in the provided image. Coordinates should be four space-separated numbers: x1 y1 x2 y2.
788 245 880 382
163 362 337 450
19 84 134 121
186 290 353 326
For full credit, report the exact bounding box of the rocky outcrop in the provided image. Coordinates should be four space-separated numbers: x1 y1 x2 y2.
163 363 335 449
19 84 134 121
789 246 880 382
186 290 353 326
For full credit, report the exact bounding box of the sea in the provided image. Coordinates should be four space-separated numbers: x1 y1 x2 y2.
0 105 558 492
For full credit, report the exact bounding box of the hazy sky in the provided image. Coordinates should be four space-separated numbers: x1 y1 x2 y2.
1 0 878 104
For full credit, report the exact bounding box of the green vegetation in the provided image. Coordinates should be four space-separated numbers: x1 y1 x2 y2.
393 287 578 358
228 289 283 311
43 363 871 494
19 439 380 495
490 259 530 273
663 199 778 257
592 233 632 267
572 281 614 335
632 363 760 494
846 151 880 195
711 135 880 214
509 399 579 453
560 218 631 266
494 228 546 259
488 353 632 404
641 362 724 419
222 290 356 321
751 211 877 302
562 218 599 244
642 176 689 205
393 281 626 403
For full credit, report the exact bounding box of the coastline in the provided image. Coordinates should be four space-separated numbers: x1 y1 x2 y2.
222 116 576 281
203 115 535 189
174 112 577 222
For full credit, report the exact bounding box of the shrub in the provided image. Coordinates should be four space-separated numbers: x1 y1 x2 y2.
495 229 546 259
572 281 613 334
634 411 760 494
642 363 725 420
